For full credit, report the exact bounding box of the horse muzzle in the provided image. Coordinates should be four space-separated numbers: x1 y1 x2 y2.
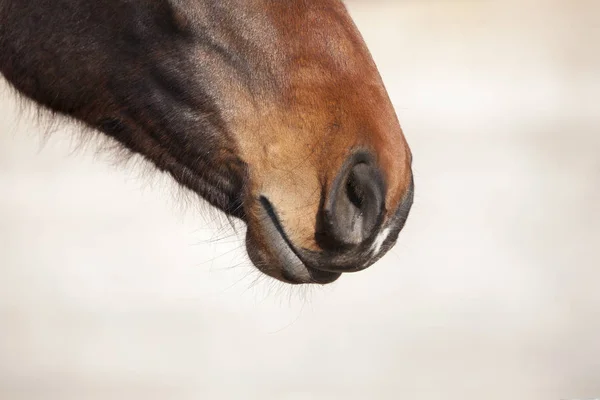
244 151 414 285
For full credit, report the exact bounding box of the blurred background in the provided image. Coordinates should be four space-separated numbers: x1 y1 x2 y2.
1 0 599 399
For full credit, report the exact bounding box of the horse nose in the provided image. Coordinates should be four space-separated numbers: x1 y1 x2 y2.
319 152 386 249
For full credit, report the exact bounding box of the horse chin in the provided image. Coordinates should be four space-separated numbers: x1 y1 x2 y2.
244 198 342 285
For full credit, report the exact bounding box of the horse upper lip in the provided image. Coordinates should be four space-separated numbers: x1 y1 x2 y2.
258 196 386 274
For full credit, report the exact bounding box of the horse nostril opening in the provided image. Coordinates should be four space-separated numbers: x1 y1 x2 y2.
346 171 365 212
318 154 386 249
347 163 384 239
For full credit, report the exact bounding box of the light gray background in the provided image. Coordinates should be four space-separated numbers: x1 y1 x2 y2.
1 1 599 399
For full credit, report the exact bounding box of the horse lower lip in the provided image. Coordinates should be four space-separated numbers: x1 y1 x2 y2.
255 196 341 284
304 267 342 284
282 266 341 285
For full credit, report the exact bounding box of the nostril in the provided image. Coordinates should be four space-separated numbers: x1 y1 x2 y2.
318 153 386 249
346 169 365 213
346 163 384 241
